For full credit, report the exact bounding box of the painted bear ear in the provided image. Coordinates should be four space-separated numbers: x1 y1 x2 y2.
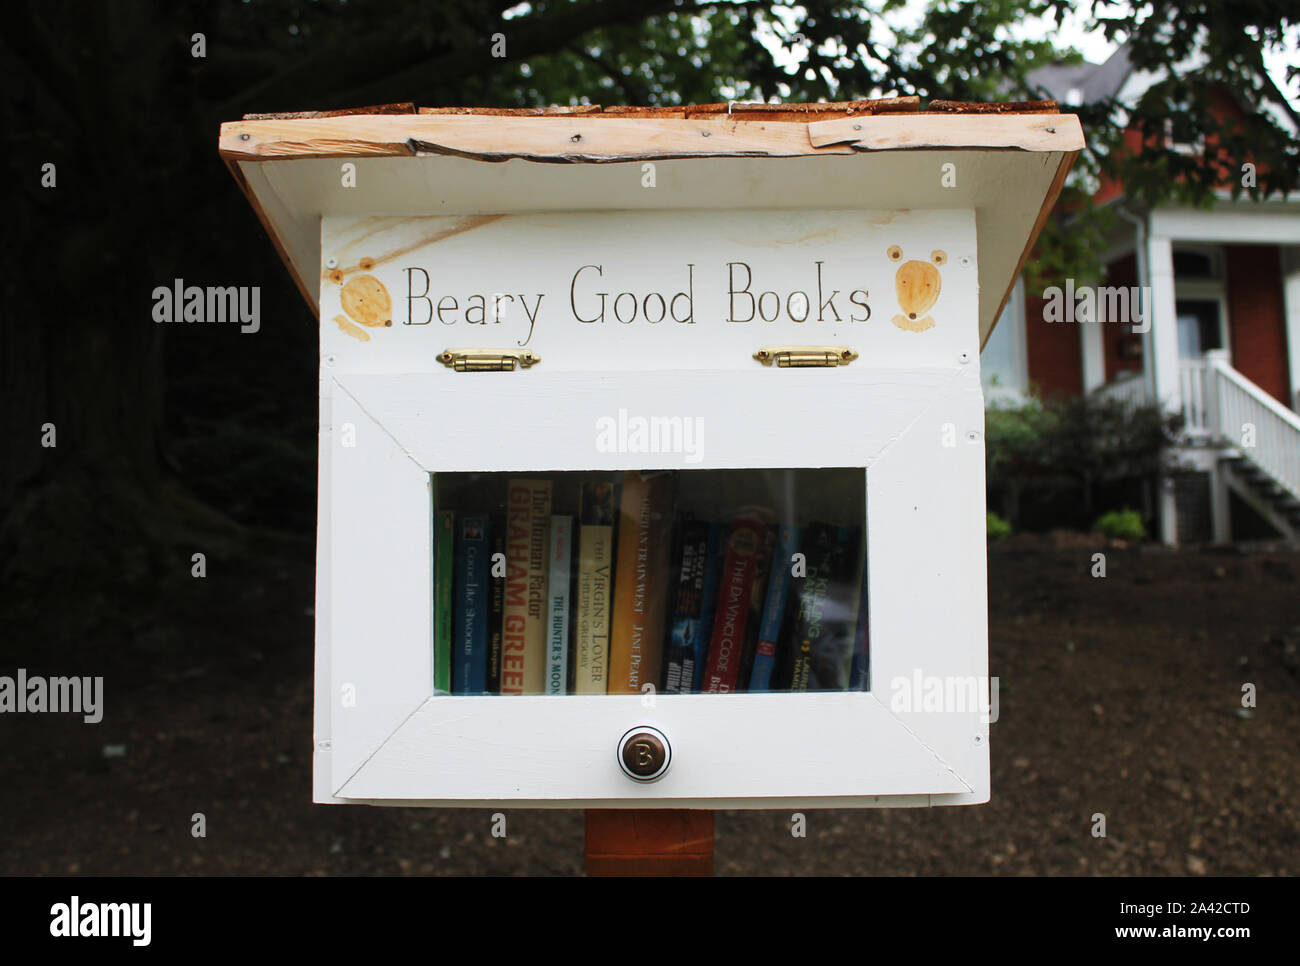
887 245 903 261
931 249 947 266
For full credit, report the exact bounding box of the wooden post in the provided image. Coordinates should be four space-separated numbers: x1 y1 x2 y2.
584 809 714 876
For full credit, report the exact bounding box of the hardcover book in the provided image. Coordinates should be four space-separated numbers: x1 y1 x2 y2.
574 481 615 695
608 471 675 695
434 509 455 695
547 515 573 695
453 515 490 695
501 479 551 695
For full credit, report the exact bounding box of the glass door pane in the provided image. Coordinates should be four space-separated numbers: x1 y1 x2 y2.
430 468 869 697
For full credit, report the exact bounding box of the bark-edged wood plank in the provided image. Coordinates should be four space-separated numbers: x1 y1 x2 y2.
807 112 1085 151
219 111 1080 163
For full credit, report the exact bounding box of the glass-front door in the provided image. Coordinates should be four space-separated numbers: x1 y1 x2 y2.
1175 299 1223 359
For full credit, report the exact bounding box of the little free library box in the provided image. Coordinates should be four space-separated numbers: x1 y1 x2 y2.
220 99 1082 809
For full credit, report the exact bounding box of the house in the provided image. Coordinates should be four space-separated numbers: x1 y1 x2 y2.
982 45 1300 544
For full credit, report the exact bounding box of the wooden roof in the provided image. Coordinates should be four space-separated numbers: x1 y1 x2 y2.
219 98 1083 346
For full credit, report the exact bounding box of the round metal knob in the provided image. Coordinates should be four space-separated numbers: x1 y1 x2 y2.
617 726 671 782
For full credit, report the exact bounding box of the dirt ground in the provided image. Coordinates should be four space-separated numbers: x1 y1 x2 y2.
1 537 1297 876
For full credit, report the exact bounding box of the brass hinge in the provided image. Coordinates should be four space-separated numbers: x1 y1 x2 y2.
753 345 858 368
437 349 540 372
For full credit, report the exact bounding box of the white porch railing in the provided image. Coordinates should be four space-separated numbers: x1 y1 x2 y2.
1179 359 1212 437
1091 354 1300 504
1207 355 1300 504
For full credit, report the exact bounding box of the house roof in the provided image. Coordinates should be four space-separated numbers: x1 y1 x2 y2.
1028 45 1136 106
219 98 1084 347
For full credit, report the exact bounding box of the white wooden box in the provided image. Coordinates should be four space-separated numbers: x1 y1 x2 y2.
220 106 1082 808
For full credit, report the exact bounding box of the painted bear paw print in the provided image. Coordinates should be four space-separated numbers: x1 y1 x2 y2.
888 245 946 333
328 261 393 342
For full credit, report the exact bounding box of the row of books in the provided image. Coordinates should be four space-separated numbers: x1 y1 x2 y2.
433 471 869 695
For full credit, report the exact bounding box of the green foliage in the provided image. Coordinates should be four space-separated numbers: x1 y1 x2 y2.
1033 1 1300 279
987 510 1013 540
986 391 1183 524
985 395 1056 482
1093 508 1146 541
5 0 1296 556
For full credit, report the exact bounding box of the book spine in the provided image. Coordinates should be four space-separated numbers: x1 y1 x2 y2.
453 516 490 695
665 519 710 694
788 522 836 693
502 480 550 695
608 472 674 695
525 482 552 694
690 523 726 693
702 517 765 693
748 524 799 692
848 536 870 691
434 510 455 695
486 522 505 694
809 525 862 691
574 482 615 695
547 516 572 695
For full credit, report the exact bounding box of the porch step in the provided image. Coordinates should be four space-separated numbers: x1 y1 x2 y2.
1221 454 1300 539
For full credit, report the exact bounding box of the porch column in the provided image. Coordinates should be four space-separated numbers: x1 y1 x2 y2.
1283 246 1300 413
1146 234 1181 545
1146 235 1182 414
1080 310 1105 391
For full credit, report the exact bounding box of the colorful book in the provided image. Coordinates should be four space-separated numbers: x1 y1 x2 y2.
608 471 675 694
748 524 800 692
486 521 506 694
574 482 615 695
665 518 712 693
501 479 551 695
547 515 573 695
434 509 455 695
691 523 726 692
701 515 766 693
453 515 490 694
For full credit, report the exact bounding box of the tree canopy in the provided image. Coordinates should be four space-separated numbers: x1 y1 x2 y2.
2 0 1296 578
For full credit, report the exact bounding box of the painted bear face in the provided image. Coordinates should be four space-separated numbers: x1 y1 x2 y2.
888 245 947 321
340 274 393 328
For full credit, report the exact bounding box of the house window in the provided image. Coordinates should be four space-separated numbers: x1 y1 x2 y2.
982 278 1027 401
1173 249 1221 279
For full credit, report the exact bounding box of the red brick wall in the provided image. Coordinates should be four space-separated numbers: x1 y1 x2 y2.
1093 85 1261 204
1024 292 1083 397
1102 254 1143 382
1226 245 1289 404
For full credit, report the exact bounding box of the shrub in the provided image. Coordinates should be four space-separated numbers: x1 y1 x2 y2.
986 511 1012 540
1093 508 1146 541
